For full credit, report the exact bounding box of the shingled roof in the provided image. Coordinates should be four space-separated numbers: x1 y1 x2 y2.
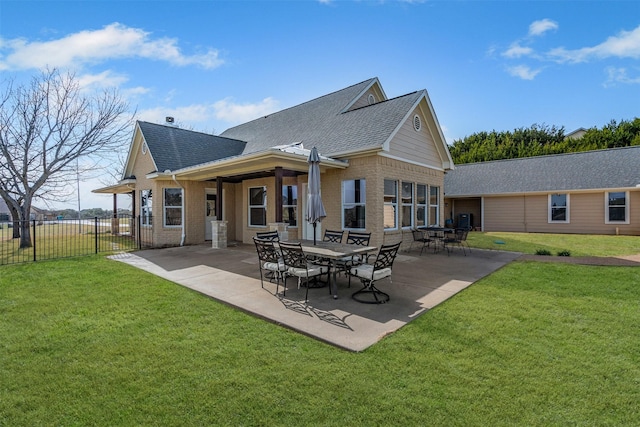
137 121 246 173
220 78 424 157
445 146 640 197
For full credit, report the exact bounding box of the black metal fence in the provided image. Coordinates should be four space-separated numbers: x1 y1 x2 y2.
0 216 155 266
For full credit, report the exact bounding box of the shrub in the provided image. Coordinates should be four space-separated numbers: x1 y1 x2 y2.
535 249 552 256
557 250 571 257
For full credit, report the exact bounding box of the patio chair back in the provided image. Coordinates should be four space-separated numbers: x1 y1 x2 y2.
346 231 371 246
323 229 344 243
443 228 470 256
256 230 280 241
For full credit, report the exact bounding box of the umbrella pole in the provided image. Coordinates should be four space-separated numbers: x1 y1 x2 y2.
313 222 317 245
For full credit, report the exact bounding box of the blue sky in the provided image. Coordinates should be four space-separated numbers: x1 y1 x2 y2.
1 0 639 209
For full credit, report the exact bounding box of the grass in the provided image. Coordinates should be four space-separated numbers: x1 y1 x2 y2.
2 256 639 425
0 222 137 265
467 231 640 256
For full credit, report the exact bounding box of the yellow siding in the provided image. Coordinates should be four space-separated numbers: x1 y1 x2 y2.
482 192 640 235
388 106 442 168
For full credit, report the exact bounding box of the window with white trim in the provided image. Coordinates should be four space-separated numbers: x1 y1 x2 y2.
606 191 628 223
282 185 298 228
401 181 413 228
384 179 398 230
549 193 569 223
416 184 427 227
429 186 440 226
164 188 182 227
141 189 152 226
342 179 366 229
249 186 267 227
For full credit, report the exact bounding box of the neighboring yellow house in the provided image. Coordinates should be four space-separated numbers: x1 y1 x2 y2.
444 146 640 235
94 78 454 249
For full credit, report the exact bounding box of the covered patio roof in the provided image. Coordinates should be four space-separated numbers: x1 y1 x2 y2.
94 145 348 194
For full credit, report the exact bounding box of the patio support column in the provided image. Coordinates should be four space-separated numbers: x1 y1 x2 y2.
216 178 223 220
275 167 283 223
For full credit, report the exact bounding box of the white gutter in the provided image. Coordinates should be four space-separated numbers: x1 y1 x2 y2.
172 174 186 246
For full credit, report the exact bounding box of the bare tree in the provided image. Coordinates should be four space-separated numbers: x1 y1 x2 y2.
0 68 132 248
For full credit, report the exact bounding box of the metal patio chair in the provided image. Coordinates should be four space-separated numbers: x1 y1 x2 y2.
410 229 433 255
253 237 288 296
348 242 401 304
278 241 330 303
442 228 471 256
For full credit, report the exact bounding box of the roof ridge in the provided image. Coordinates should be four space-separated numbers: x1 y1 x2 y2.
221 78 378 132
343 90 420 114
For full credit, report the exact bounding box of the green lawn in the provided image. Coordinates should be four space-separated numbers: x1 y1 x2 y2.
1 255 639 425
467 231 640 256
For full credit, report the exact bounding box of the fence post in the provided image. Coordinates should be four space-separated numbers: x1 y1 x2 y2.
137 215 142 250
94 217 99 254
32 219 37 262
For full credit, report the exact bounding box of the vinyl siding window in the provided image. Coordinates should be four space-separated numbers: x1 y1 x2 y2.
384 179 397 230
343 179 366 230
141 189 152 227
282 185 298 228
429 186 440 226
549 193 569 223
606 191 629 224
163 188 182 227
401 181 413 229
416 184 427 227
249 186 267 227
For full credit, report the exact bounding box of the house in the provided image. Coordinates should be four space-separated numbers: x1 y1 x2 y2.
565 127 587 140
94 78 454 249
0 198 9 222
444 146 640 235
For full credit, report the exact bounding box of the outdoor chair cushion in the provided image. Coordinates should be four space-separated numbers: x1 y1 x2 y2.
263 260 287 273
288 263 329 277
349 264 392 282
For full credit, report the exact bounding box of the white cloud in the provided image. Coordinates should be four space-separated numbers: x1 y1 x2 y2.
604 67 640 87
213 97 280 124
0 22 224 71
529 19 558 37
502 43 534 58
136 97 280 129
548 25 640 63
507 65 541 80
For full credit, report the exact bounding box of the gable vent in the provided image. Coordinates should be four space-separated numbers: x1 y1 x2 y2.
413 115 422 132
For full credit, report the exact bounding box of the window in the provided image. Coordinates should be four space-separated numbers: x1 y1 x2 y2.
549 193 569 223
368 94 376 105
429 186 440 226
343 179 366 229
384 179 397 230
141 189 152 226
282 185 298 227
249 186 267 227
163 188 182 227
416 184 427 227
401 182 414 228
606 191 628 223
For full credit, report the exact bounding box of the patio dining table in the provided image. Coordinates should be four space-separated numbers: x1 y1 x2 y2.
287 239 377 299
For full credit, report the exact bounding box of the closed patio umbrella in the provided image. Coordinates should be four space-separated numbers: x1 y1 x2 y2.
306 146 326 245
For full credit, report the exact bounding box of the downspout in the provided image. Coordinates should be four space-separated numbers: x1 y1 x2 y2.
172 174 186 246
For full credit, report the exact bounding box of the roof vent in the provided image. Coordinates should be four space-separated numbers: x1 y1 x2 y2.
166 116 175 124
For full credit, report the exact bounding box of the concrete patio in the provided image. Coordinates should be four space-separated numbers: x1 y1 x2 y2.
109 243 521 351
